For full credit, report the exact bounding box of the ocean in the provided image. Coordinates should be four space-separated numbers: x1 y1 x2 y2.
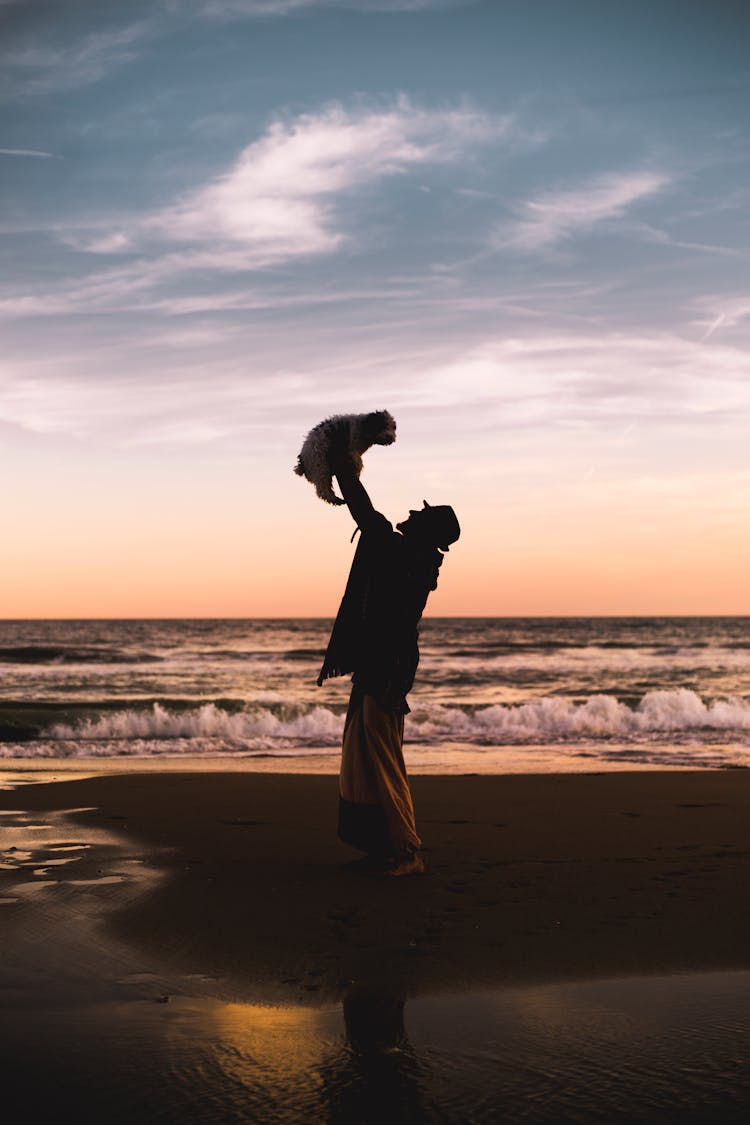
1 617 750 771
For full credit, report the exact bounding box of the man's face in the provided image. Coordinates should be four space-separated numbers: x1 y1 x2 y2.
396 508 428 536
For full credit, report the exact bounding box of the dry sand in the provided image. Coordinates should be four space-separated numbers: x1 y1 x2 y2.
2 768 749 1004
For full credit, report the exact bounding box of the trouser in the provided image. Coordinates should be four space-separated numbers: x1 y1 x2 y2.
338 690 421 859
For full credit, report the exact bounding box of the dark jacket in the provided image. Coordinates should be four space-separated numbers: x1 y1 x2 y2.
318 507 443 713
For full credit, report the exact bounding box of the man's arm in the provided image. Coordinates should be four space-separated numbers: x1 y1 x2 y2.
332 457 379 530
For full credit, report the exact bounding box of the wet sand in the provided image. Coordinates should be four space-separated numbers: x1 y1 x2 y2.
3 768 750 1122
2 768 750 1002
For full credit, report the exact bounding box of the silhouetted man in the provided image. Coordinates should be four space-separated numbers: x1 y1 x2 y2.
318 455 460 876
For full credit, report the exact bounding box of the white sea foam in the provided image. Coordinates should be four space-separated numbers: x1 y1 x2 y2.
49 702 343 744
34 689 750 753
409 690 750 740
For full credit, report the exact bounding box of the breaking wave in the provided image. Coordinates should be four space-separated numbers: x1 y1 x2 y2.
48 702 343 744
1 689 749 757
408 690 750 741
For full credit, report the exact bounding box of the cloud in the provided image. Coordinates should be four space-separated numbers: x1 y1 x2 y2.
79 233 131 254
0 345 308 443
693 295 750 340
3 19 152 96
395 332 750 432
494 170 670 252
0 271 419 318
185 0 472 17
0 147 56 158
2 327 748 447
614 218 744 260
0 98 510 315
144 98 505 262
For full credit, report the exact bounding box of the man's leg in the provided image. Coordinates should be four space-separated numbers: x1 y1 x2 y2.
340 693 422 872
339 689 390 858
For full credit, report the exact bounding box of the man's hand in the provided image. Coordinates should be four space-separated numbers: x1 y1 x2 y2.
330 450 358 479
333 459 377 528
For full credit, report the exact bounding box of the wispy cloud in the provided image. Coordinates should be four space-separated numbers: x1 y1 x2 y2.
694 295 750 340
2 328 748 446
494 170 670 251
143 98 505 261
0 147 57 158
3 20 152 96
0 272 420 318
185 0 472 18
615 218 745 260
413 333 750 419
0 98 512 314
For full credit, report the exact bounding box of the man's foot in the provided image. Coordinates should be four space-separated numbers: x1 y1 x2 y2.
382 853 425 878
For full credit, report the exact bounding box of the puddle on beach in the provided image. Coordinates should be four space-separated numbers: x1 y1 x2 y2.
0 809 114 891
3 965 750 1123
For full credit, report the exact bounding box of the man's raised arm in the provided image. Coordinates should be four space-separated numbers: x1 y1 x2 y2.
332 457 379 530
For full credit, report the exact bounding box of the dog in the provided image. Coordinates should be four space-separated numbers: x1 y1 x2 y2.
294 410 397 505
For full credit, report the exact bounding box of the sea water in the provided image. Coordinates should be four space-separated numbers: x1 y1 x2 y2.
1 617 750 769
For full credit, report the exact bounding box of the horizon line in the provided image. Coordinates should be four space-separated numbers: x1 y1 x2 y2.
2 614 749 623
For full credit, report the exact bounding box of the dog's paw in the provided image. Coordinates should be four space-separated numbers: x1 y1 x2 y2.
315 480 346 505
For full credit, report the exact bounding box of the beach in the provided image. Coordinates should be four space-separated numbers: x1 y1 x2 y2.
3 766 750 1121
4 767 750 996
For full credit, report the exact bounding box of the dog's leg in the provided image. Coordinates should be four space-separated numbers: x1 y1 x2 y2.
316 475 346 505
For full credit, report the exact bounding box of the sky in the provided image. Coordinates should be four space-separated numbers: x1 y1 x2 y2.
1 0 748 617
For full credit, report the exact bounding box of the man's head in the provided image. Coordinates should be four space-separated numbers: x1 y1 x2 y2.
396 500 461 551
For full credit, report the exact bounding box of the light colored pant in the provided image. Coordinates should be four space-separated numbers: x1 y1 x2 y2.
339 692 421 857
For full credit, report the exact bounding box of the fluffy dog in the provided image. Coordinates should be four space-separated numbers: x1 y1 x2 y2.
294 410 397 505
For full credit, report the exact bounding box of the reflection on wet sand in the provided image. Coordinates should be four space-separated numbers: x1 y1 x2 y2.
327 987 427 1125
133 987 427 1123
7 973 750 1124
155 986 426 1122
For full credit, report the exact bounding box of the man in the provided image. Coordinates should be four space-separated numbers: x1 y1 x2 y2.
317 454 460 877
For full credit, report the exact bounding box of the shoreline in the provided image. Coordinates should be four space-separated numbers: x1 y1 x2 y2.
0 742 735 776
